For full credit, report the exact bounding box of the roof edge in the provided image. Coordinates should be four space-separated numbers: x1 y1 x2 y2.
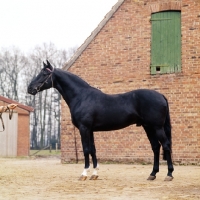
63 0 125 71
0 96 34 112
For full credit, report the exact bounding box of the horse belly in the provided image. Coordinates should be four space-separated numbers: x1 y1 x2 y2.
93 112 136 132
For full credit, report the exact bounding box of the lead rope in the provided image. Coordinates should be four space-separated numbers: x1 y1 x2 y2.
0 104 17 132
74 126 78 163
0 112 5 132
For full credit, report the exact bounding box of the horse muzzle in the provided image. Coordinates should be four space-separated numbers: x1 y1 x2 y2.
27 87 38 95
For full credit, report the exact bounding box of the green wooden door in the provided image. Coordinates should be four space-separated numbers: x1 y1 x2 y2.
151 11 181 75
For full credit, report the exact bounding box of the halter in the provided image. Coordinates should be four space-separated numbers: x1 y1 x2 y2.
0 104 16 132
36 68 54 93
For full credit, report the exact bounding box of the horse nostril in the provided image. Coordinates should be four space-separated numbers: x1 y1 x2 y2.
28 87 33 94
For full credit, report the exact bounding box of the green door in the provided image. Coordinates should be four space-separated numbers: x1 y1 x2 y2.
151 11 181 75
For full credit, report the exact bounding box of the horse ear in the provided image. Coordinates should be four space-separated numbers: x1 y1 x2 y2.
43 61 47 68
46 60 53 70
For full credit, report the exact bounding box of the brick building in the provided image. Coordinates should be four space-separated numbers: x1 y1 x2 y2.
0 96 33 157
61 0 200 164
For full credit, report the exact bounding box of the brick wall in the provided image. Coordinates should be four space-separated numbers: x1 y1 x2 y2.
17 112 30 156
0 100 31 156
61 0 200 164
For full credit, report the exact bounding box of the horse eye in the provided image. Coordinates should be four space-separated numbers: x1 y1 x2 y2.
44 70 50 75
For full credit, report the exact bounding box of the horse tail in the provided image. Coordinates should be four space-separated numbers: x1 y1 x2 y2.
163 95 172 160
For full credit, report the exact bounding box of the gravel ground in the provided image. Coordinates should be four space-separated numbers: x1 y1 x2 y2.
0 158 199 200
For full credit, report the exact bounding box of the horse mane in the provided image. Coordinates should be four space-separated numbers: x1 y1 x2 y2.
56 68 91 88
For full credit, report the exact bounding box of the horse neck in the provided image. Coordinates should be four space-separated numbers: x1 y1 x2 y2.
53 69 90 106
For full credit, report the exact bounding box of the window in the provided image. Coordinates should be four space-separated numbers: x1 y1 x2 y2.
150 11 181 75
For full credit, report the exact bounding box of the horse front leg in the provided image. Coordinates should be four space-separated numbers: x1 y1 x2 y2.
79 152 90 180
89 132 99 180
79 125 90 181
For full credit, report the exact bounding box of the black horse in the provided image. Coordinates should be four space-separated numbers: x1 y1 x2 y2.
28 60 174 181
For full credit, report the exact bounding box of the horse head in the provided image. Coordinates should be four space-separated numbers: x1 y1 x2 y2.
27 60 54 95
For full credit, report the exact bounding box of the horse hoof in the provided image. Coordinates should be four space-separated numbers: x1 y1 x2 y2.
164 176 173 181
89 175 99 180
147 175 156 180
79 175 87 181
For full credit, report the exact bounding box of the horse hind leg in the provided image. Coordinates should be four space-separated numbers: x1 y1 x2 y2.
143 126 161 180
155 127 174 181
148 141 161 180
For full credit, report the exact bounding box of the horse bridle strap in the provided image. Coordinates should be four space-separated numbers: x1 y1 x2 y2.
36 69 54 92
